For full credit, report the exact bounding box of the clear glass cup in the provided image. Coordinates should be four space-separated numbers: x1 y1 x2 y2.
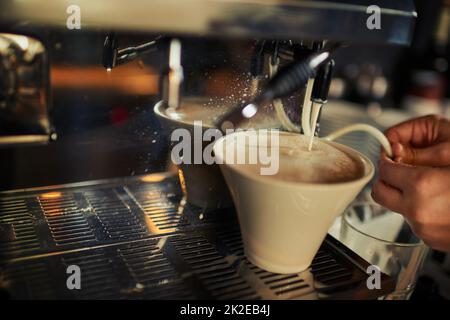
339 202 429 300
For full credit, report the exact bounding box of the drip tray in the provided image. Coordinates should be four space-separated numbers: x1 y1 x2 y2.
0 173 394 299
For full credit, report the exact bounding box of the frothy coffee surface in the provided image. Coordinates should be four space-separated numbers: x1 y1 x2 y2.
230 134 365 184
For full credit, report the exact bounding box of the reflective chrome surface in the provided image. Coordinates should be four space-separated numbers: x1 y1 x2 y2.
0 33 50 146
0 173 394 299
0 0 416 45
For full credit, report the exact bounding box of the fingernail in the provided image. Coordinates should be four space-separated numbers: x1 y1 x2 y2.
393 142 403 156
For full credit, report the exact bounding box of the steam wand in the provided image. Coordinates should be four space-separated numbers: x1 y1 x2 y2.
102 33 163 70
102 33 183 109
216 45 338 132
307 58 335 150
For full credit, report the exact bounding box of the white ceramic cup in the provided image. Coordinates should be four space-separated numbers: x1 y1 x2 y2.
213 130 375 274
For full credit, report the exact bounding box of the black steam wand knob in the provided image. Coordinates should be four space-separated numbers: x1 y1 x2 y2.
311 59 335 104
310 59 335 136
102 32 118 70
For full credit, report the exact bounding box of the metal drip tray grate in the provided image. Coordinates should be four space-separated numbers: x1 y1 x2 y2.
0 173 394 299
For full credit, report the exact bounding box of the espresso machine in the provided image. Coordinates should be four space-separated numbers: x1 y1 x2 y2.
0 0 416 300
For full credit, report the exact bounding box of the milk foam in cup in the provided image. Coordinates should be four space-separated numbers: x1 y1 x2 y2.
213 130 374 274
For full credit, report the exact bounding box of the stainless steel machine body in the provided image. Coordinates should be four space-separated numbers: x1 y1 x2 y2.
0 0 416 45
0 174 394 299
0 0 416 299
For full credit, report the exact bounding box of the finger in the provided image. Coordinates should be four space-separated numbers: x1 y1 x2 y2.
385 115 441 147
378 157 417 191
391 142 403 158
422 229 450 252
393 142 450 167
371 179 405 213
409 224 450 252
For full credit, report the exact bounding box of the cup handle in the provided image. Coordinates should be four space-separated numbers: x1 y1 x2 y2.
323 123 393 158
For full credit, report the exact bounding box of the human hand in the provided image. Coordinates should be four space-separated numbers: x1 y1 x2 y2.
371 115 450 252
384 115 450 166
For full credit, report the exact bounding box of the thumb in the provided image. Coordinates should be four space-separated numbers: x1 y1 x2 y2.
392 142 450 166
